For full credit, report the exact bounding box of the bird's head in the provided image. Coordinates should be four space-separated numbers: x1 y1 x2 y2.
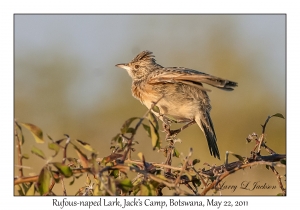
116 51 160 80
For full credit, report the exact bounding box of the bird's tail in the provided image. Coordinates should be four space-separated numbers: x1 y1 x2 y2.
201 75 238 91
195 111 220 159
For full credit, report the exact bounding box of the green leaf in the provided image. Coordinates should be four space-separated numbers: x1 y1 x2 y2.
231 153 244 162
47 134 53 141
118 178 133 193
125 127 136 134
140 183 155 196
21 123 44 143
121 117 139 134
48 142 60 157
16 185 24 196
140 184 150 196
107 177 117 195
15 120 25 145
152 105 160 114
111 133 120 143
148 113 160 150
142 124 151 136
52 162 73 178
37 166 51 195
272 113 285 119
93 184 101 196
55 138 65 145
25 183 35 195
192 159 200 165
86 174 91 185
173 147 180 158
69 177 75 185
22 154 30 159
148 112 159 129
31 146 46 159
76 139 95 152
193 178 201 187
110 170 119 178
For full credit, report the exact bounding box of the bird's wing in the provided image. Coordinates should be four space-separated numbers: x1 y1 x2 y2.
148 67 238 91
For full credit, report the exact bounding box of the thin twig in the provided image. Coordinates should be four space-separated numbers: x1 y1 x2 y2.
147 174 193 195
201 160 285 195
121 96 164 163
270 166 286 195
15 127 23 178
174 148 192 186
61 177 67 196
99 176 114 196
163 141 174 174
60 134 70 196
191 166 208 187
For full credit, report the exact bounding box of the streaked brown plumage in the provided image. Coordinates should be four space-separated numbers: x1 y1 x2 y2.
116 51 237 159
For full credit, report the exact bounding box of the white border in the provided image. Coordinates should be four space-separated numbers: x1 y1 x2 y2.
2 0 298 209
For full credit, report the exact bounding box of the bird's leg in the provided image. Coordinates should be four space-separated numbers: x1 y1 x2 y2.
162 116 172 140
169 120 196 137
162 115 196 139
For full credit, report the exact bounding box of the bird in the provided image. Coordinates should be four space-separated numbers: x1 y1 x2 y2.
116 51 237 159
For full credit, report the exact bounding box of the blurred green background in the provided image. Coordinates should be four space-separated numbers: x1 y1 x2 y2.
14 14 286 195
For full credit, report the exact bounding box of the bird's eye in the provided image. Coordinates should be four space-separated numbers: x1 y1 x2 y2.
134 65 139 69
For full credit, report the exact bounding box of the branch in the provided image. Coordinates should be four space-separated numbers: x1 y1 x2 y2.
121 95 164 163
14 121 24 178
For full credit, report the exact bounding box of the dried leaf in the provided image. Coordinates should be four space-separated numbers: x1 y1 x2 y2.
25 183 35 195
74 146 89 168
76 139 95 152
16 185 24 196
103 153 123 163
21 123 44 143
93 183 101 196
137 152 144 161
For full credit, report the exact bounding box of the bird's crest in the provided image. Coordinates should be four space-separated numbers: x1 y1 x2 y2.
131 51 156 63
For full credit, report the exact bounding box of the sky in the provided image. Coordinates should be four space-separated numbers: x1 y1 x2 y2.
15 14 285 113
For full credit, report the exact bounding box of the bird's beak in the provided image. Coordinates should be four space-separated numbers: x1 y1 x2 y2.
115 63 130 71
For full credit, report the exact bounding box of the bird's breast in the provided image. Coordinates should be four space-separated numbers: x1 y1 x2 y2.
131 81 199 121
